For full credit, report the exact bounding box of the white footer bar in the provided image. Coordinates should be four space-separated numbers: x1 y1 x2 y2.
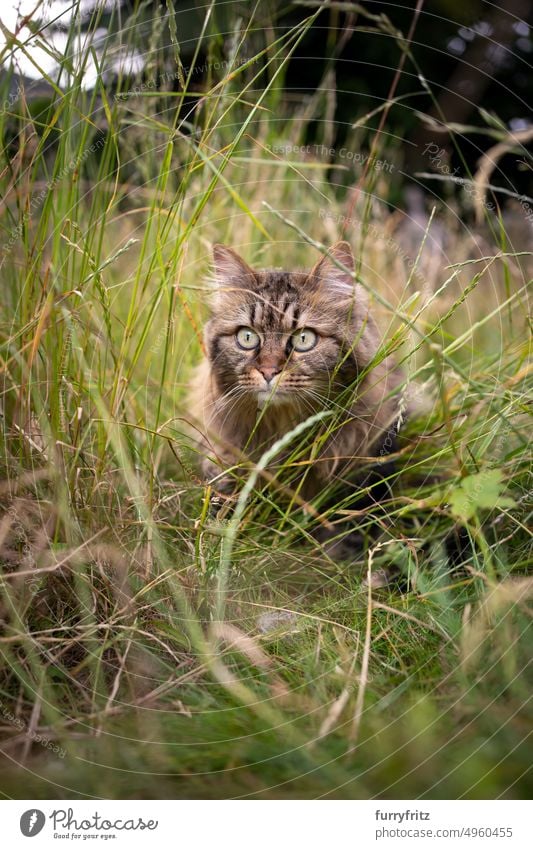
3 799 530 848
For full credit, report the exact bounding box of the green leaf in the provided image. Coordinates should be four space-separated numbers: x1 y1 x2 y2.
449 469 515 520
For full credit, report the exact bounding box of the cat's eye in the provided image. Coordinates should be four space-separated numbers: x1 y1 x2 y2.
236 327 260 350
290 328 318 352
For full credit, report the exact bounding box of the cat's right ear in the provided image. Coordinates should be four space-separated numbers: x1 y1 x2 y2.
212 245 256 294
307 241 356 297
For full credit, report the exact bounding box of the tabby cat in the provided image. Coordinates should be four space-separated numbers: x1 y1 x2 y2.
188 241 404 557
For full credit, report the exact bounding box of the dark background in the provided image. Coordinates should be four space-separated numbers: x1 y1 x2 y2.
3 0 533 207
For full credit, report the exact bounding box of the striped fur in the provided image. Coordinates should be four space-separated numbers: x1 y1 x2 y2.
188 242 403 498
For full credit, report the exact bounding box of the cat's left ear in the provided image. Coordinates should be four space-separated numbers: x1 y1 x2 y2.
307 241 355 296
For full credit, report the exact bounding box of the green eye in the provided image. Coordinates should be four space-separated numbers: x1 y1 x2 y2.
290 328 318 352
236 327 260 350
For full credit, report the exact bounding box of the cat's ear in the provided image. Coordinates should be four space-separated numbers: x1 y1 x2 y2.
212 244 256 292
307 241 355 296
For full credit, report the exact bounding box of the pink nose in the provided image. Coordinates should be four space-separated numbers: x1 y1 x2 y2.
259 366 280 383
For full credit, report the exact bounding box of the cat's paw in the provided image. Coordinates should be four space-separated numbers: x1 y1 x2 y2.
208 489 236 518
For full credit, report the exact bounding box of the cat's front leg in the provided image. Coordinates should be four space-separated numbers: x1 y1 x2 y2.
312 442 398 582
311 461 367 561
202 455 238 515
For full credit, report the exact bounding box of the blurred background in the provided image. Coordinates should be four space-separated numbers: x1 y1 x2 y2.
2 1 533 204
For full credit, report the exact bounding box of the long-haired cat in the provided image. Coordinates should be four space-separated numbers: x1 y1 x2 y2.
188 241 404 558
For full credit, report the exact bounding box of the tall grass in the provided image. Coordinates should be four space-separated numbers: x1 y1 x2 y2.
0 1 531 799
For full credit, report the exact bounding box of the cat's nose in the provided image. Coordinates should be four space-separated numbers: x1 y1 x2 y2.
258 366 281 384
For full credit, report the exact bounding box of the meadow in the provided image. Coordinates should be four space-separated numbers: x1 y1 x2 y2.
0 1 531 799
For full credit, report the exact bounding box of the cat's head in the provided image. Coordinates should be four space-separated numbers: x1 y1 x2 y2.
204 242 378 407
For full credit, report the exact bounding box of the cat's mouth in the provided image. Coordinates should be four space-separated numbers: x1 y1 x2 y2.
255 386 288 407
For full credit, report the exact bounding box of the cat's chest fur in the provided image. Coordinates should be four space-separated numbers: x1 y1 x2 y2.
220 394 320 465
